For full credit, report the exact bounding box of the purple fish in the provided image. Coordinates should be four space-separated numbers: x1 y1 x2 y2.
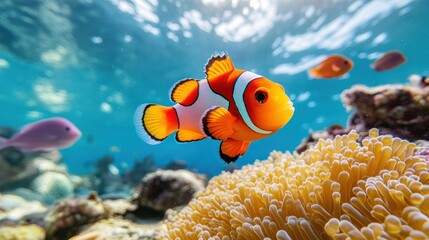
371 51 407 72
0 117 81 151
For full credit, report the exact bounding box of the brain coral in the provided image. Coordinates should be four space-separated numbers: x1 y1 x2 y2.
160 129 429 239
30 171 74 202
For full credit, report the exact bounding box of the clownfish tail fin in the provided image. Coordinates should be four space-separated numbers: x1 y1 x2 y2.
307 67 321 79
134 104 179 144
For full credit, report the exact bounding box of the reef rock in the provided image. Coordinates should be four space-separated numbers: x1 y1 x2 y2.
45 192 111 240
341 84 429 141
122 156 158 187
0 194 47 223
0 144 67 188
133 169 206 212
69 218 163 240
0 224 45 240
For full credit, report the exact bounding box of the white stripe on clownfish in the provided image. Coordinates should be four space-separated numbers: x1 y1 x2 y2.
173 80 229 137
233 71 273 135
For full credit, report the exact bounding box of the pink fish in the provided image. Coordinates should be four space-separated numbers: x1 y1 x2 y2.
0 117 81 151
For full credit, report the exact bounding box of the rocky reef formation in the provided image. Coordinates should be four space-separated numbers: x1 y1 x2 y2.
342 84 429 141
44 192 111 240
0 127 74 204
69 218 162 240
133 169 206 212
160 129 429 239
297 78 429 153
0 224 45 240
0 147 74 204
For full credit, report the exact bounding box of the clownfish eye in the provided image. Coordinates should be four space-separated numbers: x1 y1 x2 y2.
255 90 268 104
344 60 349 65
65 127 70 131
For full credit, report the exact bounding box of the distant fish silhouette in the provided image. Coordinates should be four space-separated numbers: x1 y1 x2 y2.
371 51 406 72
308 55 353 79
86 134 95 144
0 117 81 152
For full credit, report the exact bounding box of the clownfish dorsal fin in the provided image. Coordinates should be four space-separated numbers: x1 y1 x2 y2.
220 139 250 163
176 130 206 142
202 107 235 140
205 53 235 82
170 79 199 106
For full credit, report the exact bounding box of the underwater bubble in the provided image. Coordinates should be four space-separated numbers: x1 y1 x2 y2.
0 59 9 68
91 36 103 44
100 102 112 113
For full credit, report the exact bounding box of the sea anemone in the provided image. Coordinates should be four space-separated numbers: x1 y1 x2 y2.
159 129 429 239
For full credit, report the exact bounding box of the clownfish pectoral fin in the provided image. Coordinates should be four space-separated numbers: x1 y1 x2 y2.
170 79 199 106
220 139 250 163
205 53 235 81
134 104 179 144
176 130 206 143
331 63 341 72
202 107 235 140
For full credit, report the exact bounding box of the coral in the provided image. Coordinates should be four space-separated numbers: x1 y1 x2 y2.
159 129 429 239
69 218 162 240
30 171 74 202
122 156 158 186
45 192 112 240
0 197 47 222
0 224 45 240
93 155 122 194
165 160 187 170
341 84 429 141
102 199 136 216
0 141 65 191
133 169 206 212
0 194 28 211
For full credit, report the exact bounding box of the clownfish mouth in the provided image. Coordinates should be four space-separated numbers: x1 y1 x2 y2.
284 102 295 113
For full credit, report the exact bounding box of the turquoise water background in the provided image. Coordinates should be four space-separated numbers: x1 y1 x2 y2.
0 0 428 176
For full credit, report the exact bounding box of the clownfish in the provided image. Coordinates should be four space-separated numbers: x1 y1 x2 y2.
134 53 294 163
308 55 353 79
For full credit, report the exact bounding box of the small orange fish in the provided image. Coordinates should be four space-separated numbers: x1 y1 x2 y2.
134 53 295 163
308 55 353 79
371 51 406 72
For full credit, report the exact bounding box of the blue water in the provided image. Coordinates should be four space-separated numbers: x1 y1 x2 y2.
0 0 428 176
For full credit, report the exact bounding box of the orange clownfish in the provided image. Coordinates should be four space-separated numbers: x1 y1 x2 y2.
308 55 353 79
134 53 295 163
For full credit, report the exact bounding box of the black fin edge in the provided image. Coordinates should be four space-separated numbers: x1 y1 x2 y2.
204 52 232 78
175 131 206 143
142 104 166 142
169 79 199 106
219 146 239 164
202 107 220 140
